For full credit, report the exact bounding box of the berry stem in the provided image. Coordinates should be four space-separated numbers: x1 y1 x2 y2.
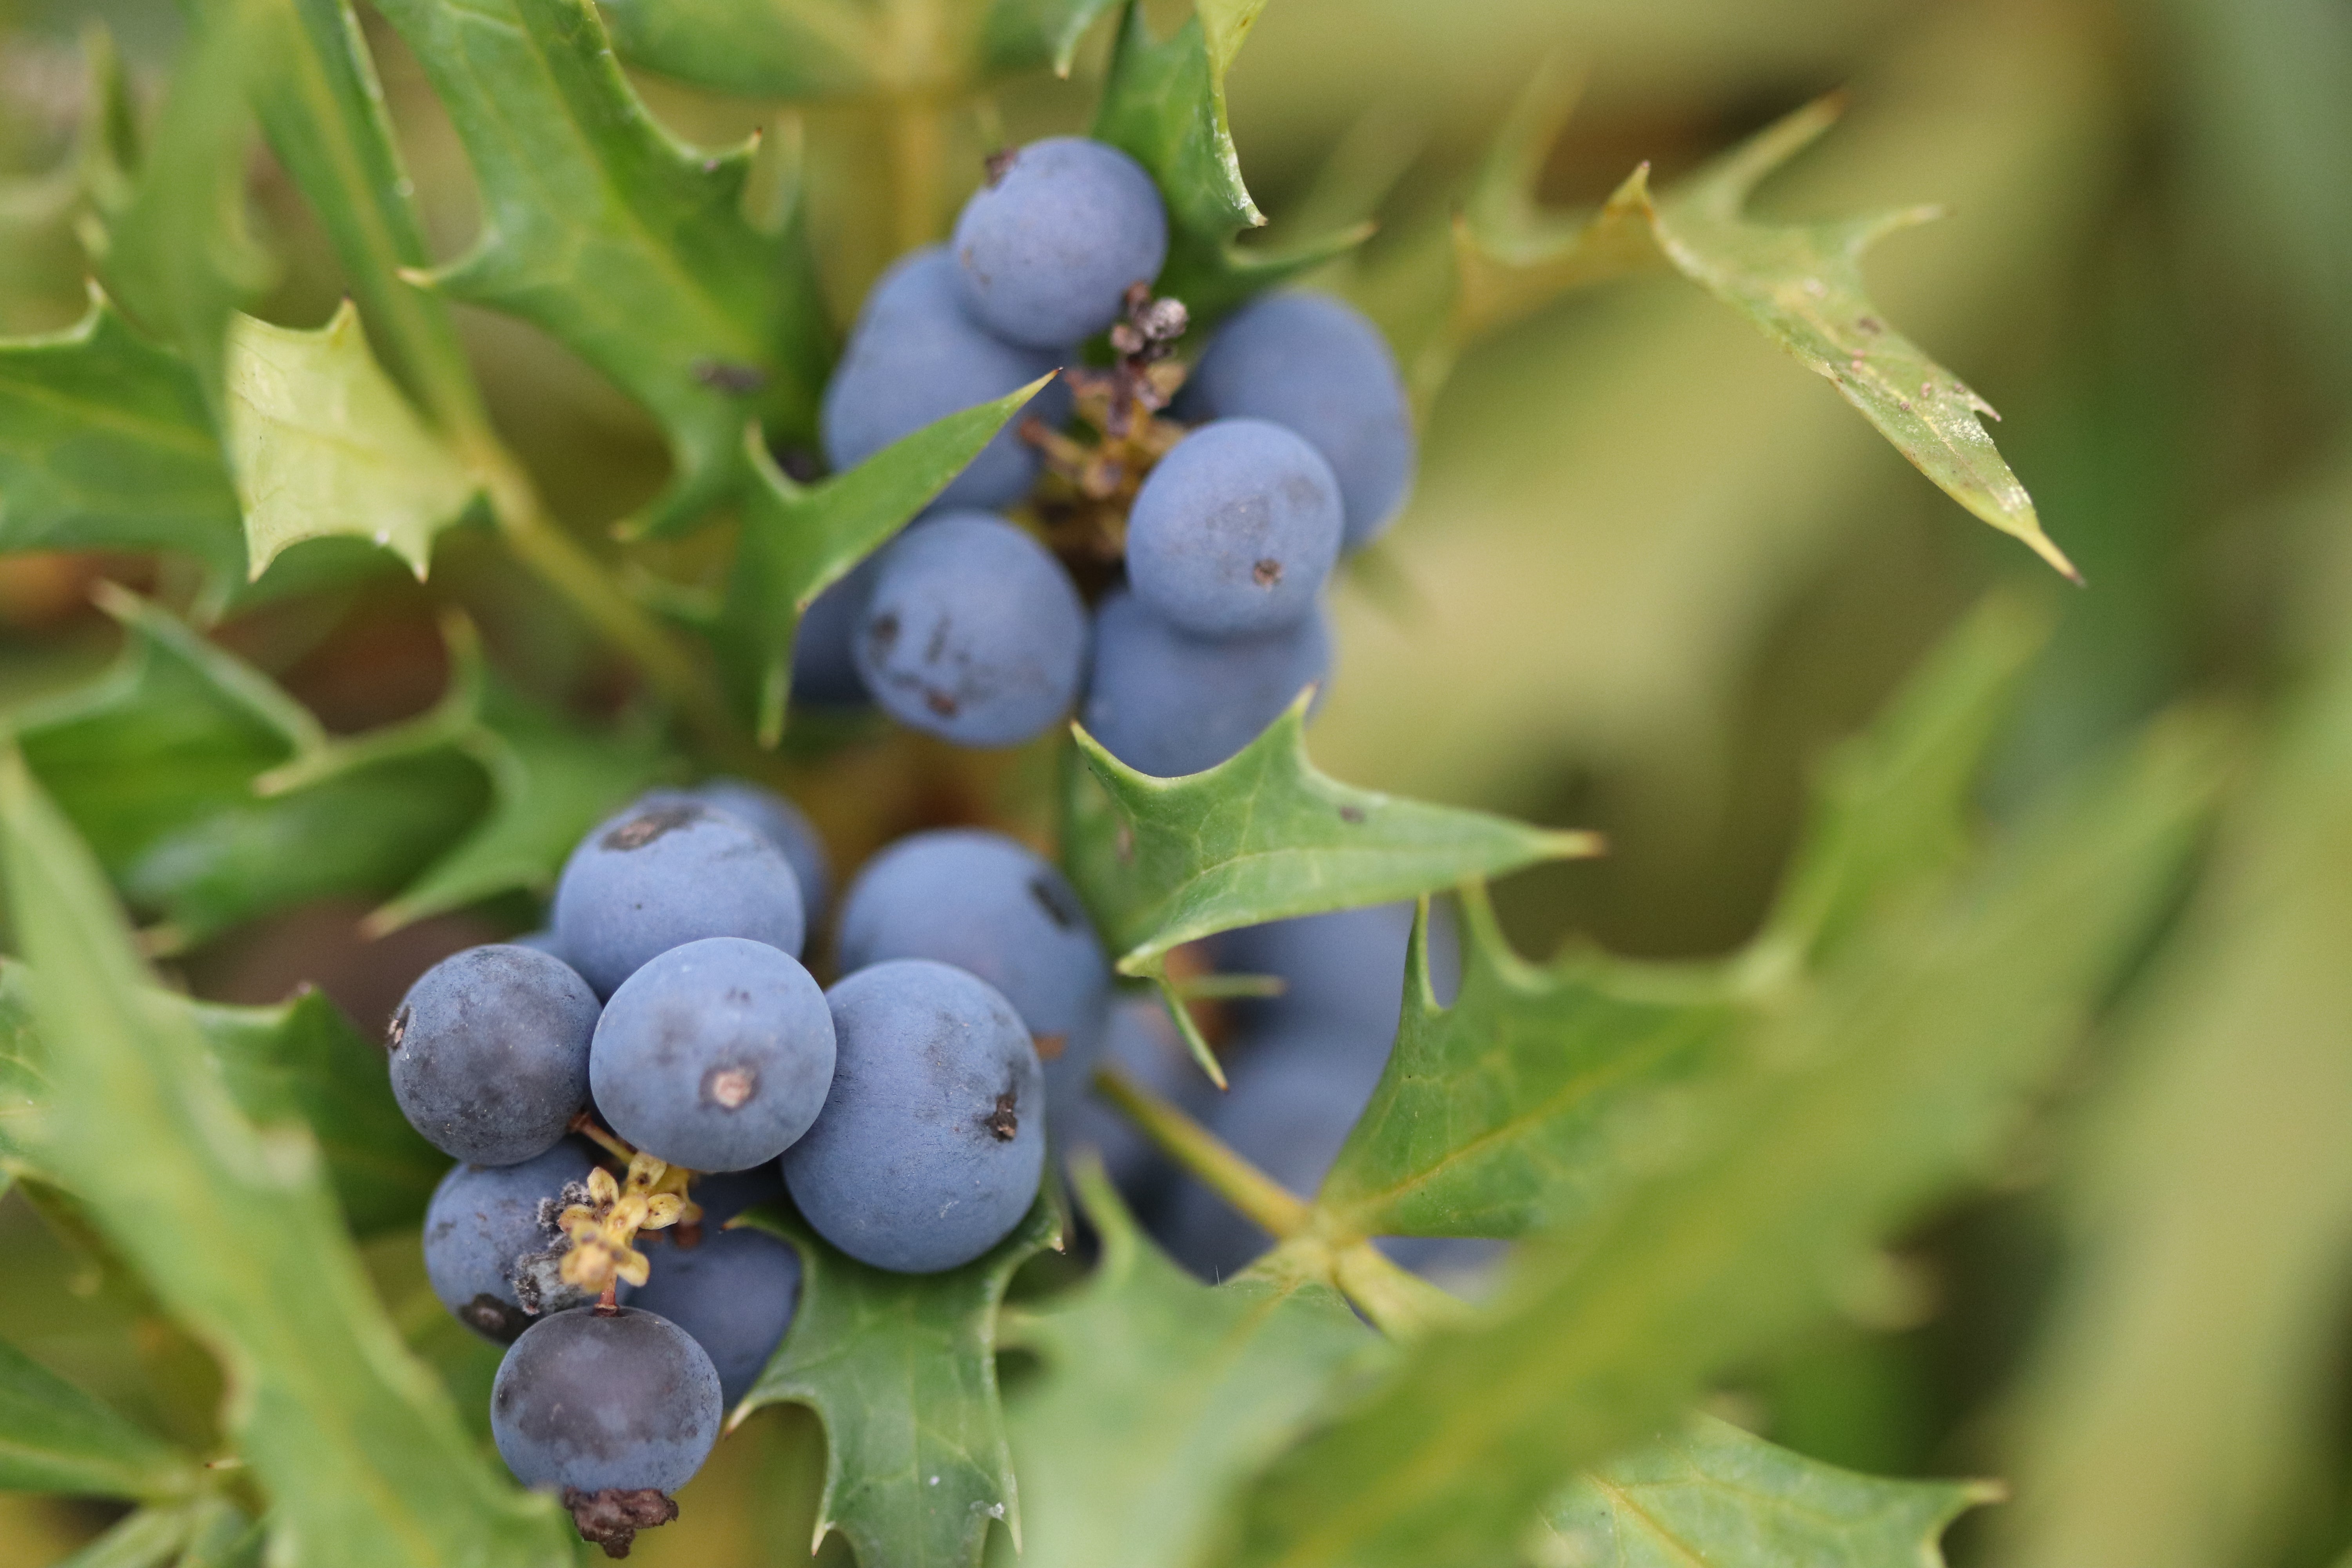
595 1281 618 1316
569 1111 637 1165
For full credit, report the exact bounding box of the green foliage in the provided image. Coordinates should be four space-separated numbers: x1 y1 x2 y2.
0 750 577 1567
0 1332 194 1499
739 1201 1060 1568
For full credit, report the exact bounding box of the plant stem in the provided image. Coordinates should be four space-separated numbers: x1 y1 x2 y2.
1332 1242 1474 1338
1092 1064 1308 1240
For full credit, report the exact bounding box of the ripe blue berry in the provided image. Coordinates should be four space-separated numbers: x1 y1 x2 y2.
388 945 599 1167
490 1307 721 1499
1081 588 1330 778
855 511 1088 748
835 829 1111 1101
1179 291 1417 549
642 779 831 932
632 1228 802 1406
1214 902 1461 1040
790 554 880 708
553 801 806 998
820 246 1069 512
591 937 836 1172
782 960 1045 1273
423 1143 607 1341
1125 419 1343 638
951 137 1168 348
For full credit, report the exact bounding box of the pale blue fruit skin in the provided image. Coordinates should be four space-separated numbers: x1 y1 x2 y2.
951 136 1169 348
854 512 1088 748
835 828 1111 1102
1213 901 1462 1040
820 246 1071 511
553 800 806 999
1124 418 1343 638
389 945 600 1167
783 960 1045 1273
491 1307 722 1496
1054 993 1209 1209
639 779 831 933
591 937 837 1172
423 1142 603 1342
1081 588 1330 778
789 554 880 708
632 1228 802 1406
1178 291 1417 550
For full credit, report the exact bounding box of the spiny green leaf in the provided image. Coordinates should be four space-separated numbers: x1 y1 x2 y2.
0 751 576 1568
1215 711 2225 1568
12 588 485 944
598 0 879 99
0 292 243 579
45 1506 194 1568
185 988 442 1235
1091 2 1364 321
1000 1163 1376 1568
223 305 480 581
715 376 1053 746
0 1332 196 1499
980 0 1123 78
738 1200 1060 1568
1456 91 2072 579
1067 697 1596 970
241 0 488 436
373 0 830 536
1539 1416 1995 1568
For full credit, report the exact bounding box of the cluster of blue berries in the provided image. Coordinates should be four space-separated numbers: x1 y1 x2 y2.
391 781 1110 1554
801 135 1417 779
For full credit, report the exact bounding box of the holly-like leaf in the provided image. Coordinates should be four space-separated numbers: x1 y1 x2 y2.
186 988 442 1235
1455 90 2072 579
1541 1416 1995 1568
1091 2 1365 321
737 1200 1060 1568
372 0 831 536
1000 1163 1376 1568
0 1332 196 1499
0 751 576 1567
713 376 1053 745
979 0 1124 78
1067 698 1596 970
223 306 480 581
1316 596 2053 1244
0 294 244 579
12 587 486 944
597 0 879 99
1215 711 2225 1568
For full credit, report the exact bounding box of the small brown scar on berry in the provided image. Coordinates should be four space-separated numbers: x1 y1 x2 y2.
564 1486 679 1559
603 804 701 851
1033 1033 1067 1062
924 690 960 718
983 147 1017 186
705 1065 757 1109
1252 558 1282 587
385 1006 409 1053
981 1091 1019 1141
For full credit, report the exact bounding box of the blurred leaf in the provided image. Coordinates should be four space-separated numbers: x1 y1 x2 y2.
0 1332 196 1498
1539 1416 1994 1568
242 0 487 436
738 1199 1060 1568
0 294 244 578
980 0 1122 78
1455 94 2073 579
12 588 485 943
171 1497 262 1568
714 376 1053 746
0 751 576 1566
1000 1163 1376 1568
0 975 46 1178
1216 711 2223 1568
598 0 878 99
223 306 480 582
47 1507 194 1568
1091 3 1365 320
185 988 441 1236
373 0 830 535
1999 645 2352 1568
1067 699 1597 970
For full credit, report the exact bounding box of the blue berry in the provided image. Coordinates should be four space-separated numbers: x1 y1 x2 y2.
686 1163 785 1228
820 246 1069 512
553 801 806 999
423 1143 607 1341
835 829 1111 1103
1081 588 1330 778
388 945 599 1167
790 554 880 708
1056 994 1204 1204
510 929 568 960
1179 291 1417 549
1125 419 1343 638
641 779 831 932
490 1307 721 1500
951 137 1168 348
591 937 836 1172
854 511 1088 748
632 1228 802 1406
782 960 1045 1273
1214 902 1461 1040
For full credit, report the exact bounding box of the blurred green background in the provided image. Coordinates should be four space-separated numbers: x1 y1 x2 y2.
1 0 2348 1564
